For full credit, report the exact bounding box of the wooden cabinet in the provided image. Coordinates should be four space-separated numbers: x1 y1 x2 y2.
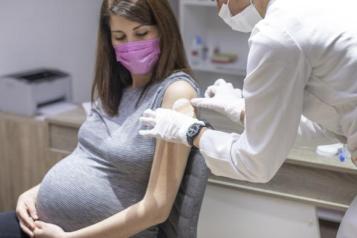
47 107 85 155
0 108 85 212
0 113 48 211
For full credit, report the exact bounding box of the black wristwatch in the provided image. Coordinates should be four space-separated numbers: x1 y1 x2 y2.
186 121 213 148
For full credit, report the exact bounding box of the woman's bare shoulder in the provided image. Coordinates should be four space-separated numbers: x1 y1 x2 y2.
161 79 197 108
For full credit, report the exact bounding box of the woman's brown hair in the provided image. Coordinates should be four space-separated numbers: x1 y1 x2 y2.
91 0 192 116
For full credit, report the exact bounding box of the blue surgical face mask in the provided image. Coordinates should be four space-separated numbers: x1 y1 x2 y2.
219 0 263 33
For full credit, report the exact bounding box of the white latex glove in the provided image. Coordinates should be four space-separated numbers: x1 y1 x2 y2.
139 99 204 146
191 79 245 125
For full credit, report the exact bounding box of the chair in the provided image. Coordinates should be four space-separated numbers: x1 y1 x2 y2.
157 149 210 238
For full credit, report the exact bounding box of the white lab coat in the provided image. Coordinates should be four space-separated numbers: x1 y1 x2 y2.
199 0 357 236
200 0 357 183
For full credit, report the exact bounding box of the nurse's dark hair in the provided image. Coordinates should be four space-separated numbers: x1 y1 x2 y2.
91 0 192 116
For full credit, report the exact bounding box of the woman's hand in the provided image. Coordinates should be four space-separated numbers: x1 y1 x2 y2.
33 221 68 238
16 186 40 236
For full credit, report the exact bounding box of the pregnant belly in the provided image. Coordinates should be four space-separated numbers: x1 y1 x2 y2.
36 155 127 232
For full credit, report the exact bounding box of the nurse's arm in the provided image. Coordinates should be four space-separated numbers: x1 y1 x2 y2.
193 26 310 183
66 81 197 238
194 115 342 149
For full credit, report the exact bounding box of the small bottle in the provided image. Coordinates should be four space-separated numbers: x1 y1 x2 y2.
202 43 209 62
338 144 352 162
190 35 203 66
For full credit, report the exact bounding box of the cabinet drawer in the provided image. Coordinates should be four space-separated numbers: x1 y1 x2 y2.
209 162 357 210
49 124 79 153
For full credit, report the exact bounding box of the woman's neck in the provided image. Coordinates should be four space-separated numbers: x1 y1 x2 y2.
131 74 151 88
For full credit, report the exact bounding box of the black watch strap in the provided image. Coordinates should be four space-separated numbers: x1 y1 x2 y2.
186 121 213 147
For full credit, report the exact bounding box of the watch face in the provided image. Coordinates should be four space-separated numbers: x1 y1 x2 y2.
187 124 201 137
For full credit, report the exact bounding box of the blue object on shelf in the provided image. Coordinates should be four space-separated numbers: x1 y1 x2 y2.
337 148 347 162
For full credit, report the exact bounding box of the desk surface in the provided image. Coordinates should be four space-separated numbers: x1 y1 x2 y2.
47 107 87 128
47 107 357 174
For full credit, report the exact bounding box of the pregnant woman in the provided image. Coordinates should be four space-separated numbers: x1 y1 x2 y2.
0 0 200 237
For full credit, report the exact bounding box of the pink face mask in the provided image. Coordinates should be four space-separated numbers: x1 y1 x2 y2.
114 39 161 75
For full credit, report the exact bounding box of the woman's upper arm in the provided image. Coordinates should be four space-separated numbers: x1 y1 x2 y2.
142 80 198 218
160 80 197 108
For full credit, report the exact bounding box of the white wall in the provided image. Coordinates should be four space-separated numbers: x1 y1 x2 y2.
169 0 179 16
0 0 180 103
0 0 102 103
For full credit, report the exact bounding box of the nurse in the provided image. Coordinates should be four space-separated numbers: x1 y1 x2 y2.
139 0 357 237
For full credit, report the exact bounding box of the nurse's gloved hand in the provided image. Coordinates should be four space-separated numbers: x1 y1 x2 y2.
139 99 204 146
191 79 245 126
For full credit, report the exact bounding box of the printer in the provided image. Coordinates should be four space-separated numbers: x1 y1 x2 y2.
0 69 72 116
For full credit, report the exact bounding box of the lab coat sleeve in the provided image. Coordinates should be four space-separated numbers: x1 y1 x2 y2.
294 115 342 148
200 25 311 183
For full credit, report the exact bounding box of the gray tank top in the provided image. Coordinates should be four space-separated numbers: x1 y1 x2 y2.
36 72 200 237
